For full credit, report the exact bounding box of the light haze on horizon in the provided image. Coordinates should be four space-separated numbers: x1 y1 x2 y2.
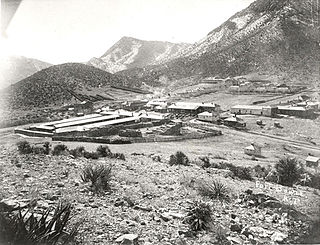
1 0 254 64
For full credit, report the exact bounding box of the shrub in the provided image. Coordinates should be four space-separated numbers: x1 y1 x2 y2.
169 151 189 166
52 144 68 156
219 163 252 181
69 146 85 158
83 151 99 160
275 157 303 187
184 201 212 231
252 164 269 178
0 201 80 245
198 180 230 201
31 146 45 155
17 141 32 154
96 145 111 157
199 156 210 168
81 164 112 193
43 142 50 155
110 153 126 160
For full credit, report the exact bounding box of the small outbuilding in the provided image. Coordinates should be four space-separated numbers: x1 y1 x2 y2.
306 156 320 168
244 143 262 157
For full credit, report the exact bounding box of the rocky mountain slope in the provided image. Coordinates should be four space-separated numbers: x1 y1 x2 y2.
119 0 320 86
88 36 190 73
1 63 123 109
0 55 51 89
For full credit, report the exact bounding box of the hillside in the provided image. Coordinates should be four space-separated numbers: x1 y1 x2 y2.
88 36 190 73
118 0 320 87
0 55 52 89
1 63 124 109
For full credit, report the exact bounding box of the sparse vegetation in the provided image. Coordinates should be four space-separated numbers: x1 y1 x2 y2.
96 145 111 157
0 201 80 245
211 162 253 180
17 141 33 154
275 157 303 187
52 144 69 156
197 180 230 201
81 164 112 193
69 146 85 158
83 151 99 160
184 201 212 231
169 151 189 166
199 156 210 168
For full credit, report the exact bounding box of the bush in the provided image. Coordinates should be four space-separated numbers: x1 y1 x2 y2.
83 151 99 160
184 201 212 231
198 180 230 201
43 142 50 155
52 144 68 156
275 157 303 187
110 153 126 160
252 164 269 178
0 201 80 245
96 145 111 157
69 146 85 158
31 146 46 155
17 141 32 154
199 156 210 168
169 151 189 166
81 164 112 193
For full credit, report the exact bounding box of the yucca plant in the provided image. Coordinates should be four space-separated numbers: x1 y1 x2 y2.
81 164 112 193
197 180 230 201
0 201 80 245
184 201 212 231
169 151 189 166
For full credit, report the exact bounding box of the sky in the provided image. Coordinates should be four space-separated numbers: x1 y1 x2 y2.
1 0 254 64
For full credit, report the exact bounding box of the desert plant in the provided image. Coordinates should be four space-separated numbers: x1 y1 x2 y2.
110 153 126 160
81 164 112 193
198 180 230 201
199 156 210 168
96 145 111 157
43 142 50 155
83 151 99 160
52 144 68 156
253 164 269 178
0 201 80 245
69 146 85 158
223 163 253 181
17 141 32 154
184 201 212 231
31 146 45 155
169 151 189 166
275 157 303 187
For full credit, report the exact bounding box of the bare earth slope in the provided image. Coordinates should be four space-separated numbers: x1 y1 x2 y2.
118 0 320 87
88 36 191 73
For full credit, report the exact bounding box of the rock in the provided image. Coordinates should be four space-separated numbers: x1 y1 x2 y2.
160 213 172 222
115 234 138 244
227 236 243 244
271 231 287 242
230 224 243 233
56 182 64 187
249 227 269 238
0 198 29 211
259 200 282 209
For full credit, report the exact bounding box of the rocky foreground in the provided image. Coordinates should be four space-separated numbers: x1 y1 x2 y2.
0 144 319 245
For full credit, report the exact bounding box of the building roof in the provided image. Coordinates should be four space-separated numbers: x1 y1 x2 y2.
277 106 307 111
168 102 216 111
245 144 261 151
232 105 263 110
198 111 213 116
306 156 320 162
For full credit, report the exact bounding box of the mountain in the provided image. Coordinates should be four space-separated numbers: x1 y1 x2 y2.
119 0 320 86
1 63 124 109
0 55 52 89
88 36 191 73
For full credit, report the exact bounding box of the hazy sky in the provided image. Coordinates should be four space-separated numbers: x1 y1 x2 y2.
1 0 254 64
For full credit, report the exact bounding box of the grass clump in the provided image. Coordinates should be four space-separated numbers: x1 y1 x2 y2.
81 164 112 193
0 201 80 245
96 145 111 157
69 146 85 158
211 162 253 181
17 141 33 154
52 144 68 156
275 157 303 187
197 180 230 201
184 201 212 231
169 151 189 166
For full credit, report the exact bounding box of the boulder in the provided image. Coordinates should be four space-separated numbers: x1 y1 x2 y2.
271 231 287 242
115 234 139 245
